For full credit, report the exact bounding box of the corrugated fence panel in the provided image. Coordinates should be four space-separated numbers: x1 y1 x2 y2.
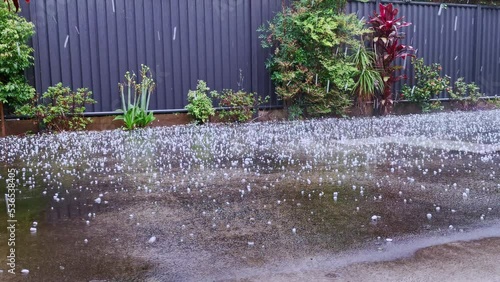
19 0 500 114
346 0 377 20
393 2 478 98
479 7 500 97
251 0 283 107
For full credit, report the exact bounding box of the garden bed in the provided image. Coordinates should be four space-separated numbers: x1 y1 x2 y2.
6 100 499 136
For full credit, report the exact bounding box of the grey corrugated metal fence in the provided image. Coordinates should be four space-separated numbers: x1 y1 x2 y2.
18 0 500 114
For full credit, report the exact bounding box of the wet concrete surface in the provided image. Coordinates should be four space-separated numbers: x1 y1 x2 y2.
234 226 500 282
0 110 499 281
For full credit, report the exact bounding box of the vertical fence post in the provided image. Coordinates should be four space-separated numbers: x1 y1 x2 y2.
473 4 482 85
248 0 253 94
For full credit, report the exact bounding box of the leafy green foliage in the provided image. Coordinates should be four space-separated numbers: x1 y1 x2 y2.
259 0 374 117
17 83 96 131
0 1 35 107
352 46 383 112
288 100 304 120
293 0 347 13
212 90 269 123
114 65 156 130
447 78 484 110
402 58 449 113
486 97 500 108
185 80 215 124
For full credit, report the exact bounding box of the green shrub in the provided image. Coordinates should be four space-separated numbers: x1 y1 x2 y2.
486 97 500 109
447 78 483 110
0 1 35 108
288 100 304 121
0 1 35 135
402 58 450 113
212 90 269 123
114 65 156 130
185 80 215 124
352 47 383 113
17 83 96 131
258 0 373 117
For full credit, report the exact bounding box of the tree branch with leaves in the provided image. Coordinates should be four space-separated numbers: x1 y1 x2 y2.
0 0 34 136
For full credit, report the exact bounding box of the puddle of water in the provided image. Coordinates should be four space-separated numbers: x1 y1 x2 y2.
0 166 151 281
0 110 498 280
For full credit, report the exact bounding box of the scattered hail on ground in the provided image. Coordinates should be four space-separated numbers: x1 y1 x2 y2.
0 110 499 281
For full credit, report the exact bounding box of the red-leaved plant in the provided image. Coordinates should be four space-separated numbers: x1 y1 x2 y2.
3 0 30 12
369 3 414 114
